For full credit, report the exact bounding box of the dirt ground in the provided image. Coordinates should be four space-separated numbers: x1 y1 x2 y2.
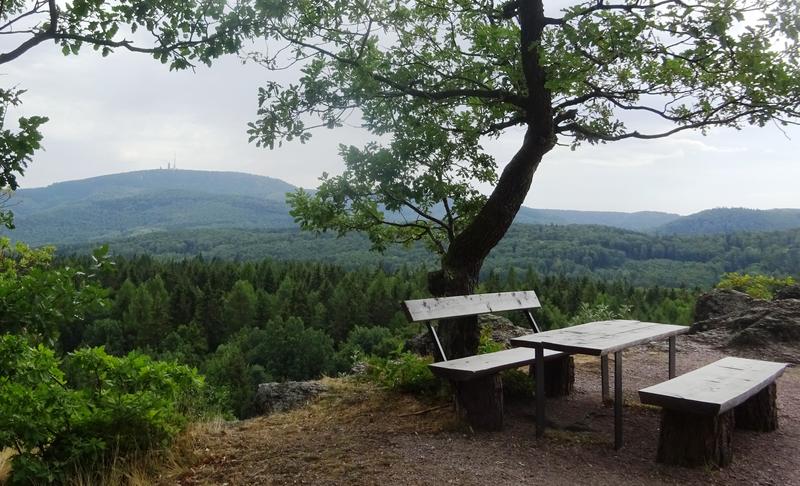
165 338 800 485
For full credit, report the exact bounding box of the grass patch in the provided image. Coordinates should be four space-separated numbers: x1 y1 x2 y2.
155 376 457 485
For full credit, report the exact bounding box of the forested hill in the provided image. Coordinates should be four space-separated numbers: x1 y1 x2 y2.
656 207 800 235
5 169 800 246
59 224 800 288
6 170 298 244
514 208 679 230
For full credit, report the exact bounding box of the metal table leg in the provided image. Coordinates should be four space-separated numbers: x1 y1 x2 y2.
668 336 676 379
614 350 623 450
535 343 545 438
601 355 610 403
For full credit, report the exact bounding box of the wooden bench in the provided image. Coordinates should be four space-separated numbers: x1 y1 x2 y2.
402 290 573 431
638 357 788 467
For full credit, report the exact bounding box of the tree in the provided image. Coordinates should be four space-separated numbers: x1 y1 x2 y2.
249 0 800 358
222 279 258 333
0 0 253 226
0 89 47 228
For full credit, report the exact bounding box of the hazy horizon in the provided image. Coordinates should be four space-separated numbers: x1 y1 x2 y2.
14 166 800 217
3 0 799 216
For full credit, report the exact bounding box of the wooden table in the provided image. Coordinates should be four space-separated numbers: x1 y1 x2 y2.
511 319 689 449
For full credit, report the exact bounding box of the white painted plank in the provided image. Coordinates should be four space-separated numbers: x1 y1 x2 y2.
429 347 564 382
638 357 788 415
510 320 688 356
402 291 541 322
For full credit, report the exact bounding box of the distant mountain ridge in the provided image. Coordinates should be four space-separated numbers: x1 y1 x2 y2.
3 169 800 246
656 207 800 235
515 207 680 231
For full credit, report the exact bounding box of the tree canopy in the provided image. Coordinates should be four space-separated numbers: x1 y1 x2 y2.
250 0 800 356
252 0 800 256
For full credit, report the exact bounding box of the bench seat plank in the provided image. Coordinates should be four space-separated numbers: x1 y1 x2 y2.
639 357 787 415
429 347 564 382
402 291 541 322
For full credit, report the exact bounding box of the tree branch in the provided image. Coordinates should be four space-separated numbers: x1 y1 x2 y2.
274 31 528 108
558 109 764 141
547 0 693 25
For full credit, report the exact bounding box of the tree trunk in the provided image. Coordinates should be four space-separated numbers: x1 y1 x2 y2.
530 355 574 397
454 374 504 431
427 264 481 360
735 383 778 432
656 409 734 468
426 0 556 361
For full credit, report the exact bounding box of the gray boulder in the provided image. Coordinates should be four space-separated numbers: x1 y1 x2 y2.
727 299 800 346
480 313 533 345
690 292 800 347
774 284 800 301
693 289 758 323
255 381 328 415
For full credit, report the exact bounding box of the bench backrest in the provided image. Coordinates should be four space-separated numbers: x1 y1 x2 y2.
401 290 543 361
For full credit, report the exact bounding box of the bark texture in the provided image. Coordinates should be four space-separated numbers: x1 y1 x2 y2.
735 383 779 432
656 409 734 468
428 0 555 360
530 355 575 397
454 374 504 431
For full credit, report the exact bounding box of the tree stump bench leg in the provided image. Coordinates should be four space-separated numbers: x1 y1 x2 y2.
656 409 734 468
530 355 575 398
735 382 778 432
454 374 504 431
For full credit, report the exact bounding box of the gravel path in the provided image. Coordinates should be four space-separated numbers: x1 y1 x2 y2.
170 338 800 485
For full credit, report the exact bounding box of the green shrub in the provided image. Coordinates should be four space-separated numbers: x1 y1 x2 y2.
477 326 504 354
333 326 404 372
367 352 440 395
568 302 632 326
0 239 110 349
716 272 796 300
0 334 204 485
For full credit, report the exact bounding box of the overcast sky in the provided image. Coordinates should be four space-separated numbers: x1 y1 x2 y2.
3 27 800 215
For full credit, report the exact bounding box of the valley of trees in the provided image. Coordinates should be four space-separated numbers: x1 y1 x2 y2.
29 244 697 420
1 234 794 482
59 224 800 288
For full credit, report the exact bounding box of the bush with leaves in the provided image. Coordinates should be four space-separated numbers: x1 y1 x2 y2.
0 334 205 484
568 302 633 327
333 325 403 371
366 352 440 395
0 239 110 348
716 272 796 300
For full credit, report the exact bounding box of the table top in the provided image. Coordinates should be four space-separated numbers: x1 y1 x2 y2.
639 357 787 414
510 319 689 356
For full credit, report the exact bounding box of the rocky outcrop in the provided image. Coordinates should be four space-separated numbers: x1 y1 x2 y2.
690 289 800 347
255 381 328 415
775 284 800 301
693 289 759 323
405 313 532 356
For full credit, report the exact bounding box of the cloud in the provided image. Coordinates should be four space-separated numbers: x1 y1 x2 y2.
3 32 799 213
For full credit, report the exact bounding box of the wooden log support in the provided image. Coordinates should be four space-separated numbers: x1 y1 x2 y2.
735 382 778 432
614 351 623 450
656 409 734 468
454 374 504 431
668 336 676 379
535 343 545 437
530 355 574 397
640 357 787 468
